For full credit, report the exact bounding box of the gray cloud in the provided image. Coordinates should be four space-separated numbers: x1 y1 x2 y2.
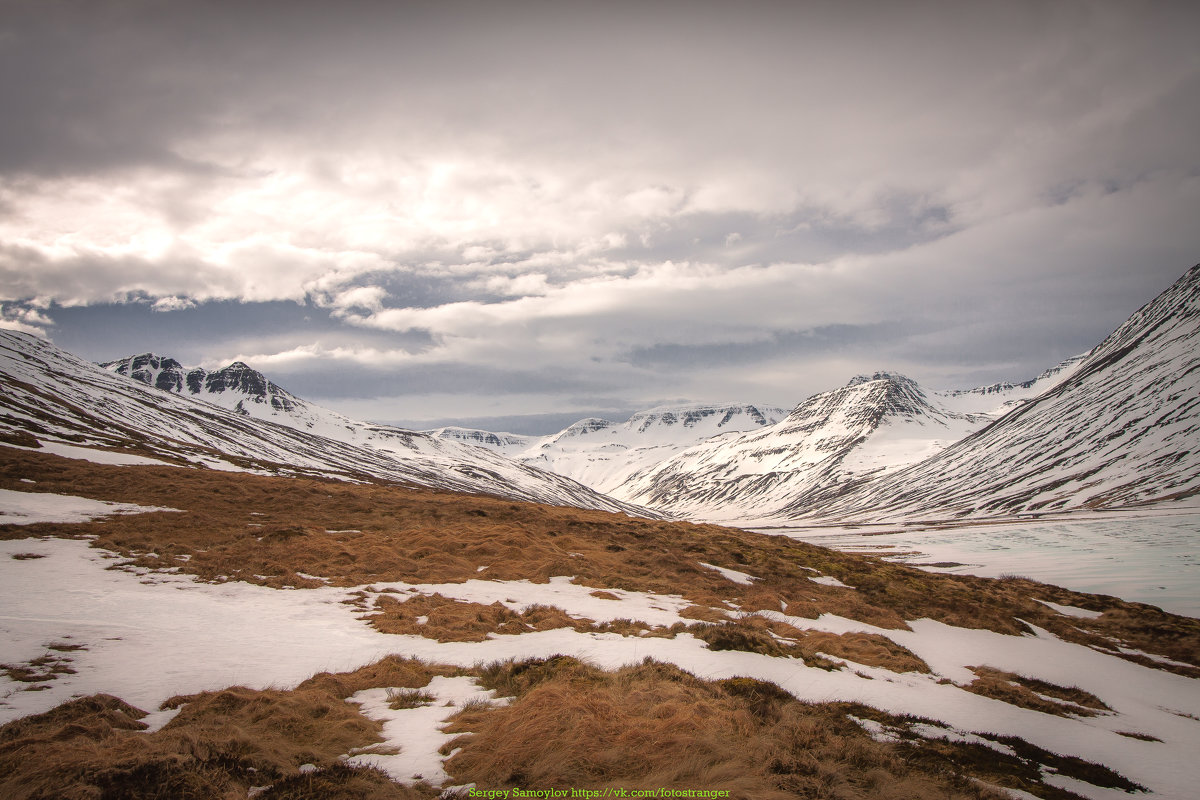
1 0 1197 428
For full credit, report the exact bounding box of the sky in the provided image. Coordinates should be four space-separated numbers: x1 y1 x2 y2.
1 0 1198 434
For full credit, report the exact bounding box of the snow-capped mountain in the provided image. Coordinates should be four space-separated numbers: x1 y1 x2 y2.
0 333 653 516
608 373 997 523
935 352 1090 417
100 353 347 435
793 263 1200 522
100 354 304 411
429 402 789 494
430 427 536 451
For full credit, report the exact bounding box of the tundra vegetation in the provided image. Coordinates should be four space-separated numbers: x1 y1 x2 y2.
2 445 1197 799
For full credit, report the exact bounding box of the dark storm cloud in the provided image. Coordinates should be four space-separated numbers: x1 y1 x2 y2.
623 322 927 370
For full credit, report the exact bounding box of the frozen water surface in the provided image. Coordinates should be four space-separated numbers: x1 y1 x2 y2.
768 511 1200 618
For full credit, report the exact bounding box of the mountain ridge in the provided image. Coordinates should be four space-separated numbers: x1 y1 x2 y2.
788 262 1200 521
0 332 653 516
608 370 998 522
428 401 789 494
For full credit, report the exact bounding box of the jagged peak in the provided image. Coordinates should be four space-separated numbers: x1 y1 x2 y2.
563 417 614 433
212 361 255 373
845 371 918 389
100 352 182 371
627 402 785 432
98 352 298 410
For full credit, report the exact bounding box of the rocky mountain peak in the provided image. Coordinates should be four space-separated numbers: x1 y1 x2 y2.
102 353 299 414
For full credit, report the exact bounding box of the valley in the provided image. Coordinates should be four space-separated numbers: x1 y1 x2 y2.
1 265 1198 799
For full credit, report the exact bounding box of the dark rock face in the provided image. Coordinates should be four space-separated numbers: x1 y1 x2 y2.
102 355 297 413
629 404 782 433
100 353 187 393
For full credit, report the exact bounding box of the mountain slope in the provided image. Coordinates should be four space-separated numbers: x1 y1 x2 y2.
0 332 652 515
934 352 1090 416
99 354 344 433
429 402 788 494
610 373 993 523
796 263 1200 522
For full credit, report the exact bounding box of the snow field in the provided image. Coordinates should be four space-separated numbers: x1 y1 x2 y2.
1 536 1198 798
345 676 506 785
0 487 179 525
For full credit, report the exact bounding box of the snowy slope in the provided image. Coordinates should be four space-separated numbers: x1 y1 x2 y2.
610 373 994 523
935 352 1090 416
0 332 652 515
100 353 365 439
797 263 1200 522
429 402 788 494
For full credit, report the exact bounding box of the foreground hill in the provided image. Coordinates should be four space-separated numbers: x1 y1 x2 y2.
0 332 650 515
794 263 1200 522
2 444 1199 799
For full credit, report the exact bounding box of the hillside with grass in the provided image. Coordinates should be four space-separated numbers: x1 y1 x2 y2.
3 443 1198 799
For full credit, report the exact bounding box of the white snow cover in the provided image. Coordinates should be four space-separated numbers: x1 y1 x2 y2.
366 575 695 628
432 402 789 494
20 441 174 467
778 510 1200 618
697 561 759 585
2 537 1199 798
0 331 652 516
610 373 1002 524
808 575 853 588
806 265 1200 522
345 677 504 785
1033 599 1104 619
0 488 178 525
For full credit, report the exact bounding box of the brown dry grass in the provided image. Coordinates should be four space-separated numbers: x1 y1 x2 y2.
962 666 1110 717
1 647 1145 800
0 657 452 800
447 657 1006 799
255 762 430 799
4 443 1198 674
370 593 597 641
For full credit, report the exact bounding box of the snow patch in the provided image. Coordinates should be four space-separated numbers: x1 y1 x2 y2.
698 562 759 585
809 575 853 588
344 676 502 785
1034 598 1103 619
0 488 178 525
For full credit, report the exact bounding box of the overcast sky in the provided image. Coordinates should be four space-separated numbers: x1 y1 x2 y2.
1 0 1197 433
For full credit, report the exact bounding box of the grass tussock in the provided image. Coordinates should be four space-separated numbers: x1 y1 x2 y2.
369 593 609 641
385 688 435 709
294 655 458 700
962 667 1110 717
0 656 456 800
4 443 1198 674
255 762 430 799
1 651 1144 800
446 658 1006 799
692 615 931 673
1 649 79 683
